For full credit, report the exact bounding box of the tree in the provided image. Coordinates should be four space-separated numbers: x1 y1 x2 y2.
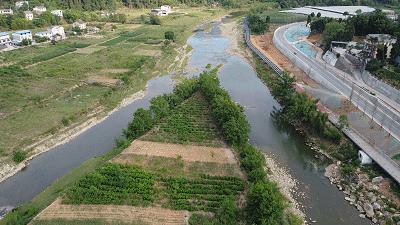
317 12 321 18
150 95 171 121
310 12 315 17
164 31 175 41
11 17 31 30
248 13 269 35
343 11 349 16
307 15 311 25
322 21 354 49
246 181 285 225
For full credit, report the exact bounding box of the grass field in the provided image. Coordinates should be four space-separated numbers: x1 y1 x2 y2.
375 66 400 90
32 219 146 225
143 93 223 146
261 10 307 24
0 7 228 164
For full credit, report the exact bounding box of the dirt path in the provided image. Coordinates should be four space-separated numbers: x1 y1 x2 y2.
114 140 237 164
34 198 189 225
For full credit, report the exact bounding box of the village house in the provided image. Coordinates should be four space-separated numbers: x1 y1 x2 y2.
51 10 63 17
33 6 47 15
15 1 29 9
0 9 13 15
24 11 33 20
382 9 398 20
365 34 397 59
151 5 171 16
73 20 87 30
0 32 11 46
12 30 32 44
35 26 66 41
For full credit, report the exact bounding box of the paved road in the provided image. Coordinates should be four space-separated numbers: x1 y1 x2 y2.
273 23 400 142
271 22 400 184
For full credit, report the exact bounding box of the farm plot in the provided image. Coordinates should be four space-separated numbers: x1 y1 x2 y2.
33 198 189 225
63 163 155 206
113 154 242 178
161 175 245 212
143 93 223 147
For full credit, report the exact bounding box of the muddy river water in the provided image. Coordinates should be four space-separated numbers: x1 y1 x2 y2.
0 19 369 224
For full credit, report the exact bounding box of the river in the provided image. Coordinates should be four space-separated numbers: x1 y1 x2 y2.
0 19 369 225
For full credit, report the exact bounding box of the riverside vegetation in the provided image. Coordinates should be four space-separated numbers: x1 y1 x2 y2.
1 68 302 225
252 52 400 223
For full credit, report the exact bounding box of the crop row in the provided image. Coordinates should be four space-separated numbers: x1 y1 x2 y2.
64 163 155 206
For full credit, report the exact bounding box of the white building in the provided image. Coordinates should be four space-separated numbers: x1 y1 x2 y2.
12 30 32 44
151 5 172 16
366 34 397 59
33 6 47 14
48 26 65 40
35 31 51 39
73 20 87 30
0 9 14 15
35 26 66 41
24 11 33 20
15 1 29 9
51 10 63 17
0 32 11 45
160 5 171 13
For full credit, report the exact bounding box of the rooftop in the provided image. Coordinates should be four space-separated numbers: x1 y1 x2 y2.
14 30 32 34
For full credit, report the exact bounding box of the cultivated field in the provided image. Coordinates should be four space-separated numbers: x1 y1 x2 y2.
32 91 245 225
0 7 227 165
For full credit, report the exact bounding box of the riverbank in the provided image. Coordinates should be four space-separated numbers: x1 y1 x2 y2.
248 34 400 225
0 8 231 185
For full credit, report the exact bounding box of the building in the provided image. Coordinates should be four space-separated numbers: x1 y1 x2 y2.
33 6 47 14
382 9 398 20
48 26 65 40
51 10 63 17
365 34 397 59
73 20 87 30
35 26 66 41
24 11 33 20
0 9 13 15
151 5 171 16
0 32 11 45
15 1 29 9
35 31 51 39
160 5 171 13
12 30 32 44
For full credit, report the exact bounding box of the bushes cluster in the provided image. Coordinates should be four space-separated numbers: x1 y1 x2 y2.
199 69 250 146
124 77 199 140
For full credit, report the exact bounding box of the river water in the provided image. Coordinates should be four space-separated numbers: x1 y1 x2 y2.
0 19 369 224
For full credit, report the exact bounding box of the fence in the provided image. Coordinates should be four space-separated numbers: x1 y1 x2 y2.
243 19 283 76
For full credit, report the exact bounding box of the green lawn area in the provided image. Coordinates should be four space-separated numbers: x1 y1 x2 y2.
142 92 224 146
261 10 307 24
0 7 229 162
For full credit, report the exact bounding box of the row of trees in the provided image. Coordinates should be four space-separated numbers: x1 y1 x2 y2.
247 13 270 35
277 0 400 9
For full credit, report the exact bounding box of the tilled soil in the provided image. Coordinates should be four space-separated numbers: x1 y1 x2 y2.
34 198 190 225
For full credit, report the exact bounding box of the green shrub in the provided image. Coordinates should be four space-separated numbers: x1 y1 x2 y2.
3 205 38 225
124 108 154 140
246 181 286 225
149 15 161 25
13 150 27 163
165 31 175 41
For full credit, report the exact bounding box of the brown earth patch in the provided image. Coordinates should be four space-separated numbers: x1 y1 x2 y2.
112 154 243 178
34 198 189 225
307 33 321 44
115 140 236 164
75 46 106 54
86 75 121 86
250 24 319 87
379 179 400 207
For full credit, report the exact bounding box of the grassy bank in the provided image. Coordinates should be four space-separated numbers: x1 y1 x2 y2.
0 7 228 166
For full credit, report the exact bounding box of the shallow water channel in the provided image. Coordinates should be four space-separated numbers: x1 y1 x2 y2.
0 20 369 224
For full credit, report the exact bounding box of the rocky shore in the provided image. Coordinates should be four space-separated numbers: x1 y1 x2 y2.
325 162 400 224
